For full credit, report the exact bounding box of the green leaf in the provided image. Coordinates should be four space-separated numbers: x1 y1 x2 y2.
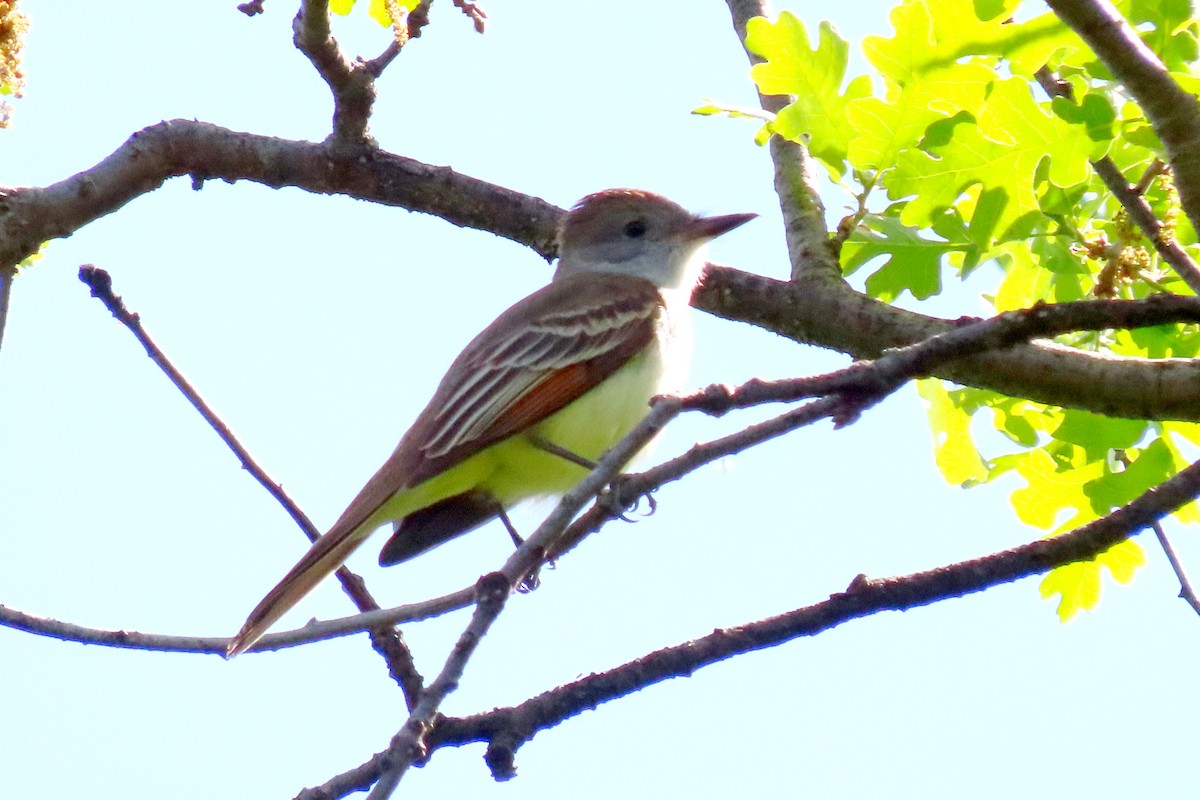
1039 539 1145 621
1010 449 1103 530
692 101 772 122
1051 92 1117 146
1083 439 1172 513
842 213 974 301
331 0 407 25
745 14 870 173
1114 324 1200 359
1052 411 1147 461
888 77 1094 242
917 379 988 486
993 244 1054 311
1130 0 1200 70
1039 559 1102 621
863 0 1076 83
692 100 774 145
845 63 993 171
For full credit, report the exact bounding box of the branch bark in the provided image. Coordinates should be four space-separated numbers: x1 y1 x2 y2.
5 120 1200 423
419 442 1200 780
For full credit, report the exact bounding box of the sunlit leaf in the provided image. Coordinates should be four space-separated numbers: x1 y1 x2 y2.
918 379 988 486
1040 539 1144 621
746 14 871 173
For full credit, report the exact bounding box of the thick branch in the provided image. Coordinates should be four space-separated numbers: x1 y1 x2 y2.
0 119 561 269
8 121 1200 423
696 267 1200 421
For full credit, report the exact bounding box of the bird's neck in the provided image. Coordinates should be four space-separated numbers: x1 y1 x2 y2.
554 243 708 301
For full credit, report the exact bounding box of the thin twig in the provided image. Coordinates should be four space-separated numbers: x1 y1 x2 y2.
76 265 424 706
0 264 13 352
363 40 402 77
452 0 486 33
366 574 509 799
363 399 683 798
550 396 842 562
684 293 1200 415
78 265 320 538
1134 159 1168 195
0 583 473 655
1151 522 1200 615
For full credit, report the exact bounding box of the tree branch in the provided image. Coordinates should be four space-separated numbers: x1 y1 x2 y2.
368 444 1200 782
18 294 1186 655
361 398 685 798
294 0 380 144
696 266 1200 421
76 263 424 706
726 0 842 284
7 120 1200 426
1032 66 1200 295
1044 0 1200 251
0 119 561 270
0 262 12 350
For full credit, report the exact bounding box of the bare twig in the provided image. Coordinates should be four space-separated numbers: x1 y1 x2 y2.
0 584 475 655
366 575 509 799
1134 159 1168 195
363 40 402 77
549 396 842 562
406 0 433 38
237 0 265 16
0 264 13 351
452 0 487 33
363 399 683 798
695 265 1200 421
78 265 321 539
76 264 424 705
1151 522 1200 615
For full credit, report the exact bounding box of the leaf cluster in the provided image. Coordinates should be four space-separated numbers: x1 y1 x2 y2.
734 0 1200 618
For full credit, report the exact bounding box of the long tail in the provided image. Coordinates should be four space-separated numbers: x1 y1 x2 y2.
225 528 370 658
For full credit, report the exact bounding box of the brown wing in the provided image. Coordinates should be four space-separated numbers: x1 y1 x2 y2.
324 271 664 542
226 272 663 656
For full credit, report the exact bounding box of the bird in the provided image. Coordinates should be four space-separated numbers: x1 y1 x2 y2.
226 189 755 657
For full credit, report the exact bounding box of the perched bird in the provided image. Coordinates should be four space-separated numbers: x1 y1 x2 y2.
226 189 755 657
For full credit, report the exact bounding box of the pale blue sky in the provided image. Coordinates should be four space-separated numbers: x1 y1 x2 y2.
2 2 1198 798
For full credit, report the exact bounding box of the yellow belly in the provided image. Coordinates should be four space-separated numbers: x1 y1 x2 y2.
363 317 685 534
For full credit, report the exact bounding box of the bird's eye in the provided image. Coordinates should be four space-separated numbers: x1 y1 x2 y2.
623 219 647 239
